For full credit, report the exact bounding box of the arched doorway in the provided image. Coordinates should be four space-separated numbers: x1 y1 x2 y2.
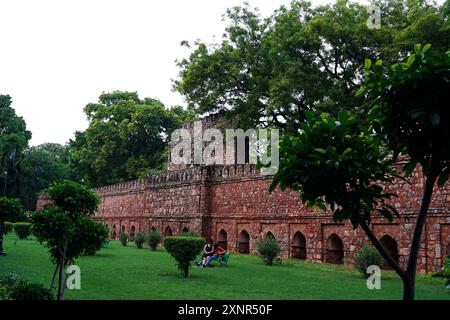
217 229 227 249
182 227 189 233
266 231 275 239
130 225 136 240
446 243 450 257
326 234 344 264
150 226 156 232
380 235 399 269
292 231 306 260
239 230 250 254
164 226 173 238
121 225 126 233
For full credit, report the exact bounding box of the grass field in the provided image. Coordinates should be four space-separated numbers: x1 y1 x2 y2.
0 234 448 300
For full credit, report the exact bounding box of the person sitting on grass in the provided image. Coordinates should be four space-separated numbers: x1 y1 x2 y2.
204 244 227 267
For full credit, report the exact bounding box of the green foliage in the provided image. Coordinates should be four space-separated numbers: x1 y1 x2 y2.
146 230 161 251
181 230 199 237
353 245 383 278
69 91 193 187
175 1 449 130
361 45 450 184
0 273 53 300
0 197 23 222
164 236 205 278
32 181 102 299
0 94 32 198
270 111 398 228
13 222 32 240
255 235 282 266
134 232 146 249
74 217 109 256
46 180 100 218
432 256 450 287
18 143 73 210
0 197 23 254
4 222 13 234
119 232 128 246
7 280 54 300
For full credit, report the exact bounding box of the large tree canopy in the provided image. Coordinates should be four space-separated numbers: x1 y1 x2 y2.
69 91 193 187
18 143 73 210
174 0 449 132
0 95 31 197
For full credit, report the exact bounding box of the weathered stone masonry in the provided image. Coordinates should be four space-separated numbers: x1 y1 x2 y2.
37 162 450 274
36 115 450 274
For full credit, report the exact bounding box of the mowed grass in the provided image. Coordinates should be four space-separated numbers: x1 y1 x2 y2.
0 234 448 300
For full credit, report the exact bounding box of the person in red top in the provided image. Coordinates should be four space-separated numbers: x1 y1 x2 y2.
205 244 227 267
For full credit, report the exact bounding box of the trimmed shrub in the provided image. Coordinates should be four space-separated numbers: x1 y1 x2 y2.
4 222 13 234
353 245 383 278
164 236 205 278
147 231 161 251
119 232 128 246
255 235 282 266
13 222 32 239
134 232 146 249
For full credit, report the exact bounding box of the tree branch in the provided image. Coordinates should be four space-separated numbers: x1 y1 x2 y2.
359 219 408 282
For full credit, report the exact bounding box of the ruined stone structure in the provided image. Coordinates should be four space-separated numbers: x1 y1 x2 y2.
37 116 450 274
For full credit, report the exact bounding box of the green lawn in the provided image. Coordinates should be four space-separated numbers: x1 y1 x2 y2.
0 234 448 300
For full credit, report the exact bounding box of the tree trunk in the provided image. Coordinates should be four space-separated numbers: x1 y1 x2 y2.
57 245 67 300
403 168 437 300
50 263 60 290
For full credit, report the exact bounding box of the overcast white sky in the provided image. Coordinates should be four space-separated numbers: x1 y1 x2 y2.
0 0 377 145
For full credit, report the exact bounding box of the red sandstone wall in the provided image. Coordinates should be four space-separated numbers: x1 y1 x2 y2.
36 163 450 274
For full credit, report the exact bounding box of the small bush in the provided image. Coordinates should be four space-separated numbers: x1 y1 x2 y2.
255 235 282 266
147 231 161 251
164 236 205 278
0 272 20 287
119 232 128 246
13 222 32 239
8 280 54 300
0 273 53 300
353 245 383 278
4 222 13 234
134 232 146 249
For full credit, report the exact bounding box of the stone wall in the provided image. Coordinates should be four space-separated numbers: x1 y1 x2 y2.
37 162 450 274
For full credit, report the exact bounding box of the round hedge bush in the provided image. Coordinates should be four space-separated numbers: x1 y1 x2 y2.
119 232 128 246
146 230 161 251
13 223 32 240
164 236 205 278
255 235 282 266
134 232 146 249
353 245 383 278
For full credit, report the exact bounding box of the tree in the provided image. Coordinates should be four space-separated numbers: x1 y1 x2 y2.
69 91 193 187
0 197 23 255
270 46 449 300
360 45 450 299
174 0 449 132
18 143 72 210
32 180 104 300
0 95 31 197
